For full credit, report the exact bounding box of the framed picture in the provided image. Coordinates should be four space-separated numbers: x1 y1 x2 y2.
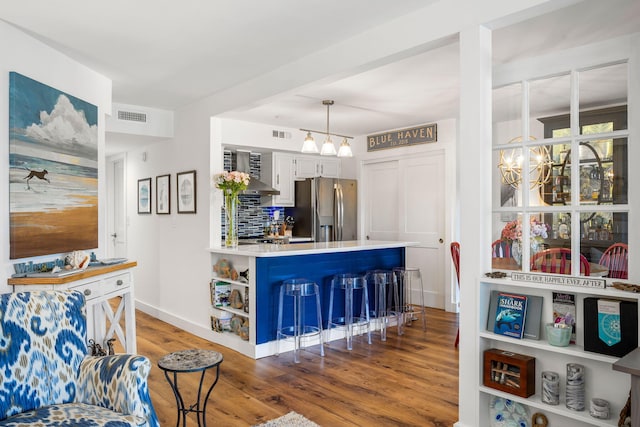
138 178 152 214
9 72 99 259
156 174 171 214
177 170 197 213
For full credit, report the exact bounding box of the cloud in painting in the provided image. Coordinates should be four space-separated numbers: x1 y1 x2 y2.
24 94 97 158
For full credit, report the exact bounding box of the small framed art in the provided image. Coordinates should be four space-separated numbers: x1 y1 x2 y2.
177 170 197 213
138 178 152 214
156 174 171 214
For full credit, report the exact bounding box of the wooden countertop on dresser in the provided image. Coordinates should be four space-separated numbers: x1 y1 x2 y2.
8 261 137 285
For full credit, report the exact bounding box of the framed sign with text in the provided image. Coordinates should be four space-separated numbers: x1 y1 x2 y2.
367 123 437 152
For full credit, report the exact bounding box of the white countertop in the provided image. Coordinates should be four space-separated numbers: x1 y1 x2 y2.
208 240 418 257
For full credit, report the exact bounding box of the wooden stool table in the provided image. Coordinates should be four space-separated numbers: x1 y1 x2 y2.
158 349 223 427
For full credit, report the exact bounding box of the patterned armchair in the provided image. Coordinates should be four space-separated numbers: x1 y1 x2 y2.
0 290 159 426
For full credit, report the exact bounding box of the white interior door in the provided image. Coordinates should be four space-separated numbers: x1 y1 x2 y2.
363 152 446 309
363 160 399 241
106 155 127 258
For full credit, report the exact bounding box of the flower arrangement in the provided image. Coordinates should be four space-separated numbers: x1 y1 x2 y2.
213 171 250 194
213 171 250 248
501 217 549 244
530 217 549 243
501 219 522 244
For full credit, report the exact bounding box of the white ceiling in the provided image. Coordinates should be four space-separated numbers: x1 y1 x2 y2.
2 0 639 145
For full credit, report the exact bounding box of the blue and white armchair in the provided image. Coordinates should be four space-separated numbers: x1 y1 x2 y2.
0 290 159 426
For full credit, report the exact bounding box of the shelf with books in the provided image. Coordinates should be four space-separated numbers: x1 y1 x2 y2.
479 386 619 427
479 275 636 426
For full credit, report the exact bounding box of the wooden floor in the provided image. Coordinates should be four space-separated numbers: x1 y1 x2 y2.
135 307 460 426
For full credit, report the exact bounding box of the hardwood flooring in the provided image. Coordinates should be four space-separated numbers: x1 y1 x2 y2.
134 307 459 426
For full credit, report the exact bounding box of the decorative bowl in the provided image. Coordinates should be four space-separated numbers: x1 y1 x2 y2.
546 323 572 347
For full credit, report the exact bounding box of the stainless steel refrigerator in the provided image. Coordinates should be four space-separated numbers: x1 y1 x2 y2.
286 178 357 242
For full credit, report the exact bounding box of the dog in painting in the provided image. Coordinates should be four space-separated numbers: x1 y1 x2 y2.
24 169 50 186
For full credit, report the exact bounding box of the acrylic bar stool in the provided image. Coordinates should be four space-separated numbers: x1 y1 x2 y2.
365 270 398 341
276 278 325 363
392 267 427 335
326 273 372 350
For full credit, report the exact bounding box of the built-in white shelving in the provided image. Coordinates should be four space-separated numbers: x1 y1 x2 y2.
479 276 638 426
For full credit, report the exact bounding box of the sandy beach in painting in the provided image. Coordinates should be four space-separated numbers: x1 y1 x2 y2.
10 202 98 259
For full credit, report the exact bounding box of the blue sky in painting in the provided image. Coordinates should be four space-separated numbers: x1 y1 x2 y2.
9 72 97 128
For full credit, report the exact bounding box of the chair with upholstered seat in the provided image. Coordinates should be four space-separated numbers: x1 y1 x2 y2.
0 290 159 426
599 243 628 279
450 242 460 348
530 247 590 276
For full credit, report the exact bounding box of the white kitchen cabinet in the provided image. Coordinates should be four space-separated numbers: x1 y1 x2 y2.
478 276 637 426
262 152 295 206
294 155 340 179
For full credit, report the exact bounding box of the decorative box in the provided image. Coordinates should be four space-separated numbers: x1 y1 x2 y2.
584 298 638 357
483 348 535 397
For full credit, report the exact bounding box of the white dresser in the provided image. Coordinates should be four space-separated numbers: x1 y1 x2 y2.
9 261 138 354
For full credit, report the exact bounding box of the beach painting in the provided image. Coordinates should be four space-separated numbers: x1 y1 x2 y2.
9 72 98 259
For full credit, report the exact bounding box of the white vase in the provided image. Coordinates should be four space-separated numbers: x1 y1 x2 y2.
512 241 522 266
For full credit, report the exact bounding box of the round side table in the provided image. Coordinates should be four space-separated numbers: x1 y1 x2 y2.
158 349 223 427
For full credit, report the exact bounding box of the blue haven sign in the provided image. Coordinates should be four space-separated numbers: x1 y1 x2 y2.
367 123 437 152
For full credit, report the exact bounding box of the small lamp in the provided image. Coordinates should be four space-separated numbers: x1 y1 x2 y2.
301 132 318 153
337 138 353 158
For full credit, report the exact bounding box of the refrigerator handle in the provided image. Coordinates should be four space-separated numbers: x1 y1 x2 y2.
336 184 344 241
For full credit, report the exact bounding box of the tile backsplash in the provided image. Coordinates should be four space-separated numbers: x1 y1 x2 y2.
221 151 283 238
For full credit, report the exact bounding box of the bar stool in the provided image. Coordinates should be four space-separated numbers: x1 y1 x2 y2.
392 267 427 335
276 278 325 363
365 270 398 341
326 273 371 350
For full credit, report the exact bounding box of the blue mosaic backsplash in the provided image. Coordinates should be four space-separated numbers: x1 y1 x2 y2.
221 151 284 238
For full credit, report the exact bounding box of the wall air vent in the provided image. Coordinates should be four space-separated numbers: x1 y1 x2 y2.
272 130 291 139
117 110 147 123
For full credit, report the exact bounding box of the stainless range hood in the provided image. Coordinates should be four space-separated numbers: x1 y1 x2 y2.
233 150 280 196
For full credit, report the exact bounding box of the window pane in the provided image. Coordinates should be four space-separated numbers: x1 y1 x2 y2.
528 144 553 206
578 138 626 205
492 213 523 272
493 83 522 146
530 74 570 140
579 63 628 130
496 146 523 208
580 212 628 278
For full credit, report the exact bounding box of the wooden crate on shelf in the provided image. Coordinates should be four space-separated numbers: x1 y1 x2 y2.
483 348 535 398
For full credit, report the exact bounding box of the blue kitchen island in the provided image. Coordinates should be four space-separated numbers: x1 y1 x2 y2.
208 240 415 359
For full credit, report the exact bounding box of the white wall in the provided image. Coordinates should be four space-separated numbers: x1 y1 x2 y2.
0 20 111 293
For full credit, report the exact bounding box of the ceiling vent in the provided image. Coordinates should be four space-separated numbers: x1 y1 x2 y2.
117 110 147 123
272 130 291 139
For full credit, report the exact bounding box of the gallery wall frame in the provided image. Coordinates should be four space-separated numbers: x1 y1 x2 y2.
156 174 170 214
177 170 197 214
138 178 152 214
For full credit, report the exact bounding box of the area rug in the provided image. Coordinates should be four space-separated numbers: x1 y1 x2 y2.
253 411 320 427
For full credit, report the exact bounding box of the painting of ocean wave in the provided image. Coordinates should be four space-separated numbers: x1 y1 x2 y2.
9 72 98 259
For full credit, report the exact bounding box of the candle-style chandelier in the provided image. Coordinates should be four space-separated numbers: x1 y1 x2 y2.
498 136 553 189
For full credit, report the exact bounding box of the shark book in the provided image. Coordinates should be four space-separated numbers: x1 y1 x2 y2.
493 292 528 339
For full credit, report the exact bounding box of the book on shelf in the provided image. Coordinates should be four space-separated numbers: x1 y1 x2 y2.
487 290 542 340
552 292 576 344
211 280 231 307
492 292 528 339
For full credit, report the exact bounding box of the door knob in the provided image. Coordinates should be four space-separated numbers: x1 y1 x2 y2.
111 233 117 238
439 238 444 243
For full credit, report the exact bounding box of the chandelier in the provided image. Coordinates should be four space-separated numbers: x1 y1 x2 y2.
300 100 353 157
498 136 552 189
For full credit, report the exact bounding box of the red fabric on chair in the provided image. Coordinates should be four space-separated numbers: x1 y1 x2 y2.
530 247 590 276
599 243 628 279
491 239 511 258
450 242 460 348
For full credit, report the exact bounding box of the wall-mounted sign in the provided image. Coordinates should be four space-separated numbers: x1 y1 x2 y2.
511 272 606 289
367 123 437 152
